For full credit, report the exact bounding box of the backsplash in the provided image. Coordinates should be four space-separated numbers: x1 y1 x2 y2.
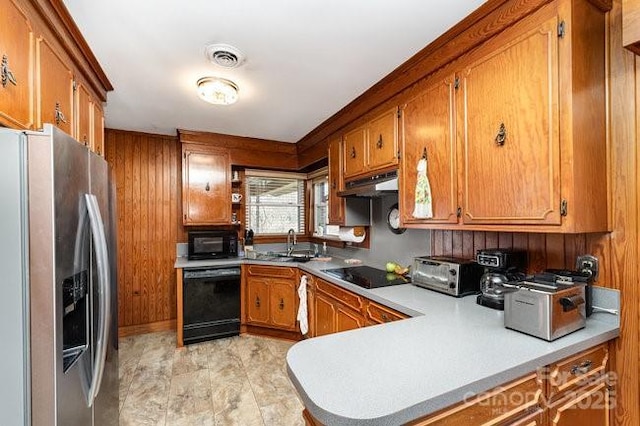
177 196 431 269
329 196 431 269
430 230 608 278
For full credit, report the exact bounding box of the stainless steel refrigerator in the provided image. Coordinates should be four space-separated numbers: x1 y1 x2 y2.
0 124 119 425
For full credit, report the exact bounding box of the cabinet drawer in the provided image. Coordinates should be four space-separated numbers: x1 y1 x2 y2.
246 265 297 279
545 344 608 401
366 301 407 324
411 373 543 425
547 374 611 426
316 279 363 312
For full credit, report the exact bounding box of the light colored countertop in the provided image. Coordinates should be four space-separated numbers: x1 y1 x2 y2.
174 257 243 269
174 255 423 316
175 255 620 425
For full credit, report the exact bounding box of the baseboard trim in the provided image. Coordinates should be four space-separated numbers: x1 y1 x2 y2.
243 324 303 342
118 319 176 337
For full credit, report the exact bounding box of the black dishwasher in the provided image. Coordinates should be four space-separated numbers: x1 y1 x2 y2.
183 266 241 344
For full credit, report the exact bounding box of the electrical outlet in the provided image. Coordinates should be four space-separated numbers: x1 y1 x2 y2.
576 254 599 282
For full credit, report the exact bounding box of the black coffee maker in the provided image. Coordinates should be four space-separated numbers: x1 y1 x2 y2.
476 249 528 310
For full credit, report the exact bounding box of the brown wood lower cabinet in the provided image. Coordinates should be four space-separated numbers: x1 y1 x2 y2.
547 375 611 426
311 278 366 336
308 276 406 338
243 265 299 336
366 300 406 324
410 373 544 426
544 344 611 426
313 292 337 337
246 276 270 325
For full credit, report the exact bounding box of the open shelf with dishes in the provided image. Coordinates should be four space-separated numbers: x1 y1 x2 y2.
231 168 245 228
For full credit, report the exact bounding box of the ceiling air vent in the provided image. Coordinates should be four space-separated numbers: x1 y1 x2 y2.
205 44 245 68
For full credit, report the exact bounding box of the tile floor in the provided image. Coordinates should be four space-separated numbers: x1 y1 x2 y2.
118 331 304 425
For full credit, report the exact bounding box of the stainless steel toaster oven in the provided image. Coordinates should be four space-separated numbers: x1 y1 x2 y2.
412 256 484 297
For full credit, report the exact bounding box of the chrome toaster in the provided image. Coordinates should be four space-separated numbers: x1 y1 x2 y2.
504 281 587 341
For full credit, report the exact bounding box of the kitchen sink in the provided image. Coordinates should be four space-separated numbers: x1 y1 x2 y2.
254 250 313 263
273 256 312 263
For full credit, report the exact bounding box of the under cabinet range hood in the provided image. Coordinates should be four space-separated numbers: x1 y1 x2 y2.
338 170 398 197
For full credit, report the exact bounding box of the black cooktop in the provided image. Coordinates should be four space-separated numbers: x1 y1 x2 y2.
322 266 410 289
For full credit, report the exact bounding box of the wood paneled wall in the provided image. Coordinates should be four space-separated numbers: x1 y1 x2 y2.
104 129 184 334
432 2 639 424
607 1 640 424
431 231 608 274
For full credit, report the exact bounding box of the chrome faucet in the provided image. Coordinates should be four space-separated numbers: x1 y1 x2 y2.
286 228 297 255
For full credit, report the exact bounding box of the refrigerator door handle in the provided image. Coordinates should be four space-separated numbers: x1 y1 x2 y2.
84 194 111 407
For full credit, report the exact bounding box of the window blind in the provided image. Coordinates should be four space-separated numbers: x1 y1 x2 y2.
245 175 305 234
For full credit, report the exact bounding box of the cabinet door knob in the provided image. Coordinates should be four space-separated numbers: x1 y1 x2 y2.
376 134 383 149
279 298 285 310
495 123 506 146
1 55 17 87
205 182 210 191
350 146 356 159
382 313 389 322
255 296 260 307
54 102 67 125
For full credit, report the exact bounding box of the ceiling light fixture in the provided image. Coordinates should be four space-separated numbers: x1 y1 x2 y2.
196 77 239 105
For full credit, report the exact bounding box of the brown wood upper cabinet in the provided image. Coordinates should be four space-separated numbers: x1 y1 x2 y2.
36 36 74 136
0 0 34 130
460 10 561 227
92 102 105 155
623 0 640 54
0 0 109 154
367 107 399 170
75 81 92 147
400 73 458 225
343 125 367 178
182 144 232 225
400 0 608 233
74 81 105 155
343 107 399 180
328 135 345 225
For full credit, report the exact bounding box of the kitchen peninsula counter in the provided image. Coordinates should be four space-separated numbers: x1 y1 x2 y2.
175 256 619 425
286 277 619 425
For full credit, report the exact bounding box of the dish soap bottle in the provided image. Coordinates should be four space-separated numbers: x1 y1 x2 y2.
322 242 327 257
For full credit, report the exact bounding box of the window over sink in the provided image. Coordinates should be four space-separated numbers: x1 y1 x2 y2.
244 171 306 234
312 176 328 236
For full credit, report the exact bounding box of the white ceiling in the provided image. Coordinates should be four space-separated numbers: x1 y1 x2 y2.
62 0 486 142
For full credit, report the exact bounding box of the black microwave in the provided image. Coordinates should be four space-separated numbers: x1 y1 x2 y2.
188 230 238 260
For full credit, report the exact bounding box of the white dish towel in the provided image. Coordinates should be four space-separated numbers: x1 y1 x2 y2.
297 275 308 335
413 157 433 219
